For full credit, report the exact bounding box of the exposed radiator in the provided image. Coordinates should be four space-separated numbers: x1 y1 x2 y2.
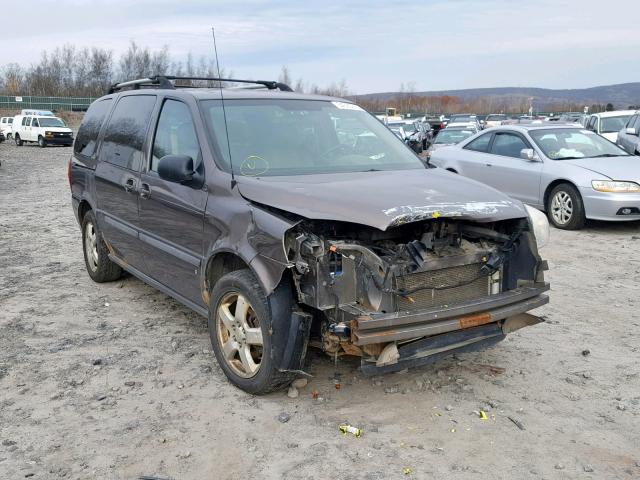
394 262 493 311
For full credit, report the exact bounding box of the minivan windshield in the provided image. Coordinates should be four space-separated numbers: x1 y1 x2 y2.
38 117 66 128
530 128 629 160
201 99 424 176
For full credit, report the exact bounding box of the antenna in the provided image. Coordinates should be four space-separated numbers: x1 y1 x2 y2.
211 27 236 188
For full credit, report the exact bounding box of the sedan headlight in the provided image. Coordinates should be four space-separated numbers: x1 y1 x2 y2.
524 204 549 248
591 180 640 193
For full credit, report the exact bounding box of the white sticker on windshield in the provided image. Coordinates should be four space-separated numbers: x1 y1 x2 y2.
332 101 364 111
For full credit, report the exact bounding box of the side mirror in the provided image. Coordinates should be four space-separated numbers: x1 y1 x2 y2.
520 148 538 161
157 154 201 186
626 127 637 136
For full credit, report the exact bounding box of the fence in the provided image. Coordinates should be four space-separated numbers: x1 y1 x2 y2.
0 95 96 112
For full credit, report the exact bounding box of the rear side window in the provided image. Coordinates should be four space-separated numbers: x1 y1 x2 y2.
151 100 200 172
464 133 491 152
101 95 156 170
74 98 113 157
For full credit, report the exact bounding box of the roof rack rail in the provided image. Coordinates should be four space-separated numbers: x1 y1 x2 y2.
108 75 293 94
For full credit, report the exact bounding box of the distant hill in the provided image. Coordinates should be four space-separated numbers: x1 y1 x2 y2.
357 82 640 110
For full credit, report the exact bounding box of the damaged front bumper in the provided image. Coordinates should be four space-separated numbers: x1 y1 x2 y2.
351 282 549 374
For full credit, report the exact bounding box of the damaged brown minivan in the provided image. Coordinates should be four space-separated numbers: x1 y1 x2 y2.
70 76 550 394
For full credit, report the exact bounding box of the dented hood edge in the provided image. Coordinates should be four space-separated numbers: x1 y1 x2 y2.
236 169 527 231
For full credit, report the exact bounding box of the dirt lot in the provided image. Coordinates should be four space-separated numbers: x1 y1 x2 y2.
1 140 639 480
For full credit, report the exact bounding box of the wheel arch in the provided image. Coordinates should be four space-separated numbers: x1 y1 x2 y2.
204 250 252 300
78 199 93 223
543 179 580 211
202 248 290 305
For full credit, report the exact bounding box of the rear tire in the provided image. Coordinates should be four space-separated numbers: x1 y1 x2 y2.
208 269 296 394
546 183 585 230
15 134 23 146
81 210 122 282
38 136 46 148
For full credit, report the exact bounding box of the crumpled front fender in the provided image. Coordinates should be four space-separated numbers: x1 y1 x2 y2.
202 200 298 298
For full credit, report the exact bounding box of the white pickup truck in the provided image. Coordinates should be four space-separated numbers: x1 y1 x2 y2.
0 116 14 139
12 114 73 147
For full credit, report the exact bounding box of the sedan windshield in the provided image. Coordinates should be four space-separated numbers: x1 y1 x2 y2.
486 115 506 121
434 129 474 144
450 115 475 123
200 99 424 176
38 117 66 127
530 128 629 160
389 122 417 133
600 115 632 133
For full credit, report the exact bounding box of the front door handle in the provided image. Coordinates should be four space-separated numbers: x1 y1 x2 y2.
123 178 136 193
139 183 151 199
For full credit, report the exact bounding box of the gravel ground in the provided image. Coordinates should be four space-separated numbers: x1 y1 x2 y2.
1 140 639 480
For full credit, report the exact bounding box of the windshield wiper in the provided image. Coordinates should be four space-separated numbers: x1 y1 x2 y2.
556 156 583 160
589 153 626 158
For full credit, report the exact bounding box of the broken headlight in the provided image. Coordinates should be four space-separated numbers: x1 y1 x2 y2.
524 205 549 248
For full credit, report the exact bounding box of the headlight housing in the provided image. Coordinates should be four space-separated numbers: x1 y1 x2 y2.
524 204 549 248
591 180 640 193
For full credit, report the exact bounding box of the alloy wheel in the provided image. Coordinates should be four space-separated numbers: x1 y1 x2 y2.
84 221 99 272
551 191 573 225
216 292 263 378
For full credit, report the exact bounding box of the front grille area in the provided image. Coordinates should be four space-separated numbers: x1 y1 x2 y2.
395 262 491 311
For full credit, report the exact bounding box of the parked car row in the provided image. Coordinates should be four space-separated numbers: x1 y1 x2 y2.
0 110 73 147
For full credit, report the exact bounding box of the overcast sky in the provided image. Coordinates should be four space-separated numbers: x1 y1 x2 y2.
3 0 639 94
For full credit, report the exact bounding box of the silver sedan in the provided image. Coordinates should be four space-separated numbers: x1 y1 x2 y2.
428 125 640 229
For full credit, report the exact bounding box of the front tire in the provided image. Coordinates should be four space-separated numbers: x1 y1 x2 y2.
81 210 122 282
208 269 296 394
547 183 585 230
38 136 47 148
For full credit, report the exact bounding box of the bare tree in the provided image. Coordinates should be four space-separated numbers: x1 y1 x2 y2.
1 63 25 95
